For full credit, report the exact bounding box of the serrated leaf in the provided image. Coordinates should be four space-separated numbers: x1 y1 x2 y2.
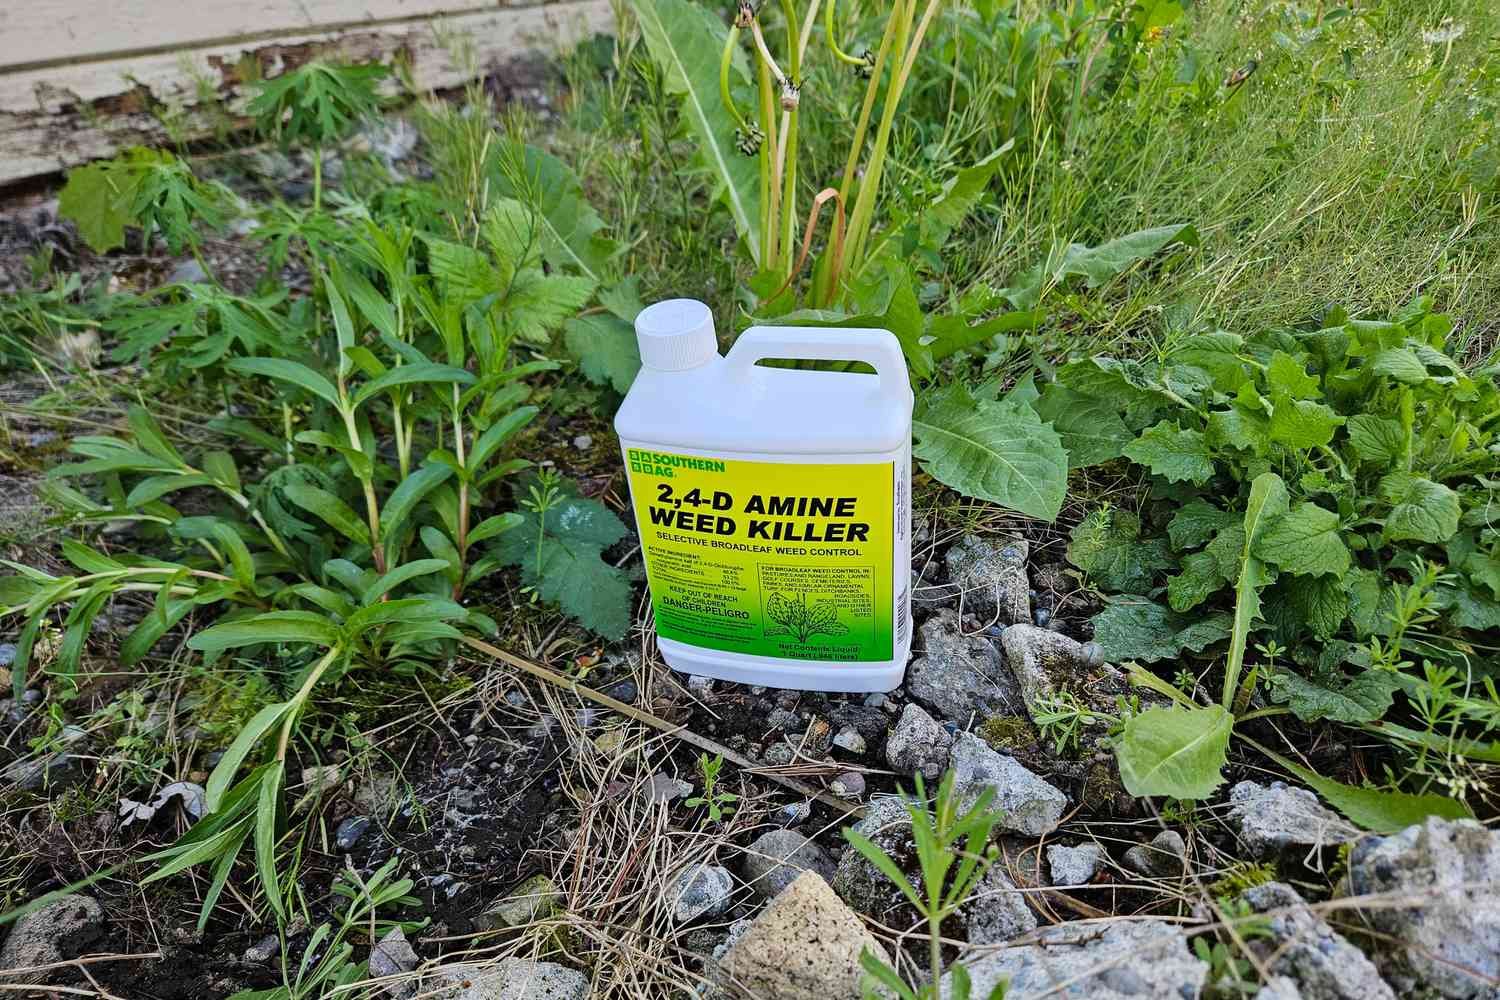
1116 704 1231 800
1368 347 1429 384
1206 404 1272 455
491 142 617 281
1277 573 1349 639
564 314 641 394
1379 473 1460 544
1168 332 1250 393
1255 503 1349 577
912 384 1067 521
497 491 631 638
1066 509 1174 593
58 159 142 252
1032 384 1133 468
502 271 596 344
1123 421 1214 484
1167 550 1225 612
1091 600 1233 662
1167 500 1235 551
1270 669 1399 723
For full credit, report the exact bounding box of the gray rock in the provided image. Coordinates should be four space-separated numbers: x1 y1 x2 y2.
436 959 589 999
945 534 1031 624
1122 830 1187 877
477 875 561 930
743 830 836 900
1047 843 1105 886
336 815 371 851
0 642 16 668
167 258 208 284
1000 625 1097 721
832 726 867 755
1240 882 1394 1000
1228 781 1360 858
960 866 1037 945
716 872 891 1000
571 434 594 451
831 772 865 799
884 703 955 781
0 895 106 977
906 610 1023 722
947 733 1066 837
940 918 1208 1000
243 934 280 964
3 724 86 791
1345 817 1500 998
369 927 421 998
668 864 735 924
1255 977 1306 1000
832 796 914 918
772 800 811 826
644 772 692 803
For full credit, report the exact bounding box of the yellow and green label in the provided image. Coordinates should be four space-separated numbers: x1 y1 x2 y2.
625 449 895 662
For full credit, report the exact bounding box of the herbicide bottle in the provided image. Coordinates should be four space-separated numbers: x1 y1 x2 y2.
614 299 913 692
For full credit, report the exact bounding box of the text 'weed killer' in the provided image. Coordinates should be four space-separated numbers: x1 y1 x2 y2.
615 299 913 692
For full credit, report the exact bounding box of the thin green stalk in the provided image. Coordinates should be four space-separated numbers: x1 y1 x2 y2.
847 0 942 270
312 148 323 214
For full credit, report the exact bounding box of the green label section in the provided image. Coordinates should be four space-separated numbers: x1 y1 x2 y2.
626 449 894 662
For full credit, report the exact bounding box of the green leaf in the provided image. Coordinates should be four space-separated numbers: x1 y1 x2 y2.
351 362 475 408
1167 550 1225 612
1032 384 1133 468
1167 500 1235 551
1066 509 1174 593
204 704 292 811
255 763 285 920
1269 669 1400 724
497 491 631 639
360 559 449 605
58 159 142 252
501 271 597 345
1465 551 1500 600
1226 473 1289 694
378 463 453 543
1264 350 1320 399
1368 347 1429 384
280 483 371 546
491 142 617 281
1123 421 1215 484
629 0 761 264
1255 503 1349 577
1267 393 1344 449
187 612 341 652
228 357 341 409
1379 473 1460 544
1276 573 1349 639
1115 704 1231 800
127 405 185 465
1253 743 1471 832
1345 414 1404 465
564 314 641 394
468 513 523 544
468 406 539 472
928 144 1012 229
1091 600 1234 662
912 384 1068 521
1015 223 1199 307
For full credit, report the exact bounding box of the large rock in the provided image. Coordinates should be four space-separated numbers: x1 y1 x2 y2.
1000 625 1096 721
1240 882 1393 1000
368 927 421 999
0 895 106 980
944 534 1031 625
906 611 1023 723
742 830 836 901
1227 781 1360 858
715 871 891 999
1122 830 1187 878
435 960 588 1000
947 733 1066 837
940 918 1208 999
1344 817 1500 998
832 796 913 919
884 704 954 781
959 866 1036 945
668 864 735 924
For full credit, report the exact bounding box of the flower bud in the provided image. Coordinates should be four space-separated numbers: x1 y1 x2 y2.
780 80 800 111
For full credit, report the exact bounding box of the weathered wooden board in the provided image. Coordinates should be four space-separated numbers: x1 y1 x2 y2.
0 0 615 186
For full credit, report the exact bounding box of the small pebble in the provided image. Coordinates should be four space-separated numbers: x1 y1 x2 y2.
243 934 280 964
572 434 594 450
832 727 867 755
1033 607 1052 627
335 816 371 851
774 800 812 825
863 693 886 709
505 690 528 709
686 674 714 697
0 643 15 668
600 678 638 704
1080 642 1105 668
830 772 865 799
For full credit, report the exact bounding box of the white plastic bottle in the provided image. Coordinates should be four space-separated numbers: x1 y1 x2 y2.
614 298 913 692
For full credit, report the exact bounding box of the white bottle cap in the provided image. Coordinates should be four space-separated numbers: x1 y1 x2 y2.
635 298 718 371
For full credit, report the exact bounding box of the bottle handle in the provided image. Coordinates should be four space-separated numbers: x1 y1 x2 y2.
725 326 912 408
